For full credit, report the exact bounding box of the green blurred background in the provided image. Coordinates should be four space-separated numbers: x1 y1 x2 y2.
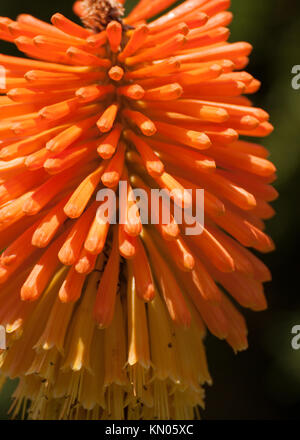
0 0 300 420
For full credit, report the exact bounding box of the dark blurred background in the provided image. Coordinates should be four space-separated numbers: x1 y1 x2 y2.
0 0 300 420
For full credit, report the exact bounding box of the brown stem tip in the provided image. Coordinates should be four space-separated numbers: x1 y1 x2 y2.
80 0 125 32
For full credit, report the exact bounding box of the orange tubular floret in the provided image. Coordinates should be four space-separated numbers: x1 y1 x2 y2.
130 237 155 302
97 103 119 133
59 266 86 303
118 25 149 62
147 138 215 173
39 97 80 121
101 142 125 188
127 0 178 24
22 167 74 216
44 139 98 175
148 0 208 31
84 195 116 255
119 223 137 259
46 115 99 153
122 109 156 136
154 172 192 210
64 164 106 219
59 203 97 266
143 83 183 101
142 229 191 328
76 84 115 104
124 58 181 80
125 34 186 66
67 46 111 68
32 195 69 248
93 227 120 328
0 168 46 206
97 123 122 159
51 13 91 39
154 121 211 150
75 248 97 274
21 229 68 302
106 21 122 53
125 130 164 177
165 236 195 272
190 226 235 273
108 66 124 81
117 84 145 100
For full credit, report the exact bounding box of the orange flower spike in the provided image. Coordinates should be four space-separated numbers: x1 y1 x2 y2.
108 66 124 82
122 109 157 137
101 141 125 188
124 130 164 177
130 237 155 302
117 84 145 100
76 84 115 104
106 21 122 53
93 226 120 328
118 24 149 62
21 229 69 302
142 229 191 328
59 266 86 303
58 203 97 266
32 195 69 248
64 163 106 219
97 103 119 133
0 0 278 420
119 223 137 259
97 123 122 159
51 13 91 39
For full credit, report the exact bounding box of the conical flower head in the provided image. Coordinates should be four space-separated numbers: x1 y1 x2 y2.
0 0 277 420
